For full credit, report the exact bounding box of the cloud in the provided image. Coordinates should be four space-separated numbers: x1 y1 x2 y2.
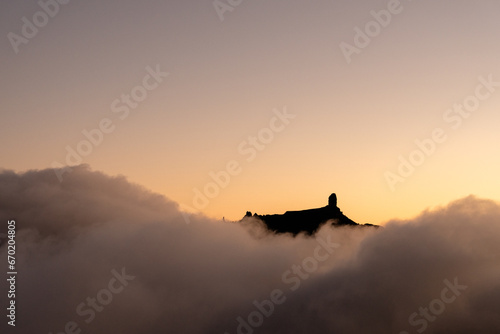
1 165 499 333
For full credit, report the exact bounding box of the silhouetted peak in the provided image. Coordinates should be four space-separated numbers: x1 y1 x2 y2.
328 193 337 207
241 193 375 236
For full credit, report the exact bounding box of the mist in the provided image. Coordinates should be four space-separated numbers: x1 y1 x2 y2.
1 165 499 333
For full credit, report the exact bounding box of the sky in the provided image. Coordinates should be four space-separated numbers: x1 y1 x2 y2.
2 0 500 224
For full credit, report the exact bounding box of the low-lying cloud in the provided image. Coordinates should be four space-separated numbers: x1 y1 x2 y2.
1 165 499 333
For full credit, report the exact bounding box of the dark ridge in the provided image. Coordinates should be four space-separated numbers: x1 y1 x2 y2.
241 193 377 236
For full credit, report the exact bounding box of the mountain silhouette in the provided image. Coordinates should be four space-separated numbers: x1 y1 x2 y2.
241 193 377 235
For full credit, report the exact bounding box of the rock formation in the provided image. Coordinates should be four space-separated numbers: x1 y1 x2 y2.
242 193 373 235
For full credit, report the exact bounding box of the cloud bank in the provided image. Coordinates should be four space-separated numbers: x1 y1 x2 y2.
1 165 499 333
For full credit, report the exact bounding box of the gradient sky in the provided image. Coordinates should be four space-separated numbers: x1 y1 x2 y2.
2 0 500 224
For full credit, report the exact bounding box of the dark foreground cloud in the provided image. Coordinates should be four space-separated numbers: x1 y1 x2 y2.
1 166 499 334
